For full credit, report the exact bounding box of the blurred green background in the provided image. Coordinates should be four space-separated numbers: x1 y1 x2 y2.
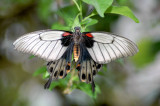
0 0 160 106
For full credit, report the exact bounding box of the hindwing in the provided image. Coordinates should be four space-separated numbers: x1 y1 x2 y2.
76 43 102 92
44 43 74 89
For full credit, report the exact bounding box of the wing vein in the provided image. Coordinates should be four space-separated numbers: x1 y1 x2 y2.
117 38 137 53
117 39 135 55
41 41 52 57
103 44 112 62
97 43 105 62
91 48 98 62
23 38 39 52
108 44 118 59
29 40 41 53
115 40 128 56
14 34 37 45
113 43 124 57
34 41 46 55
56 46 63 60
16 36 37 50
47 41 58 60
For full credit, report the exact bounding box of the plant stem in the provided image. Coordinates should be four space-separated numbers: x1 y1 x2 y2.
82 13 96 22
73 0 80 11
79 0 83 21
63 66 76 94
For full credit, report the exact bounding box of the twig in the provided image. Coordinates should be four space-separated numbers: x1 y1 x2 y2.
63 66 76 94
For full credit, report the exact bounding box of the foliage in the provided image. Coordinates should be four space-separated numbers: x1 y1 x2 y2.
37 0 54 25
105 6 139 23
33 0 139 99
33 66 47 77
132 38 160 68
29 55 35 59
82 0 113 17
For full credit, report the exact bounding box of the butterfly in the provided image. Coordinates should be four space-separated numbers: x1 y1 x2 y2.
13 27 138 92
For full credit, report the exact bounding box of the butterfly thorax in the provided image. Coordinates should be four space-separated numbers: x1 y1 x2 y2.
73 27 82 44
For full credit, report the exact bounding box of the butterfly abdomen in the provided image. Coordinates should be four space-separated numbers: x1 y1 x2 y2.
73 44 80 62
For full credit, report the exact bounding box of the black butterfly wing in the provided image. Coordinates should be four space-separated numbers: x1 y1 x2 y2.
13 30 73 61
82 32 139 64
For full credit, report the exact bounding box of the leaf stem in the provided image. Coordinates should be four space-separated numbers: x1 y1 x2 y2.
82 12 96 22
73 0 80 11
71 13 80 31
79 1 83 21
63 66 76 94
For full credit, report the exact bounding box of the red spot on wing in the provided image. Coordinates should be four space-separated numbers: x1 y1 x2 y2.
86 33 93 38
62 32 72 36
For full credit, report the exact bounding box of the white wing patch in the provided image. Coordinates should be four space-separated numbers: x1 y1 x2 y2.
87 32 139 64
40 31 64 40
13 30 68 61
92 32 113 43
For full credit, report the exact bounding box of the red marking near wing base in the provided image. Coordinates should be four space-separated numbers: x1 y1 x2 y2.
86 33 93 38
62 32 71 36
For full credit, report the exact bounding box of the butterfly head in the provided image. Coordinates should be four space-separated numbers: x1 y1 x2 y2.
74 27 81 33
74 27 81 36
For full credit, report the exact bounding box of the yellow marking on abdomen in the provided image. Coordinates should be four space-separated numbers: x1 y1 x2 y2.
73 44 80 62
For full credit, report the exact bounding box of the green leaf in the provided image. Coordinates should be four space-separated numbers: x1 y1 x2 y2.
73 0 81 11
78 83 93 98
78 82 101 99
72 75 79 82
37 0 53 22
94 84 101 98
49 82 60 90
82 0 113 17
42 71 50 79
105 6 139 23
49 74 71 90
81 18 98 30
102 64 107 72
116 58 124 65
51 22 71 31
98 71 105 76
132 38 155 68
57 5 79 27
33 66 47 76
116 0 130 5
29 55 35 59
72 13 81 31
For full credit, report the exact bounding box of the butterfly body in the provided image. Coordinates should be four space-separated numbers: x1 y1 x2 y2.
73 27 82 44
13 27 138 92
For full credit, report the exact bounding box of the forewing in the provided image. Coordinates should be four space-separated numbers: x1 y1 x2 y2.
13 30 73 61
83 32 139 64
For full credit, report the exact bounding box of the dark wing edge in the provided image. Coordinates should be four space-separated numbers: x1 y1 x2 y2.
13 30 73 61
83 32 139 64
